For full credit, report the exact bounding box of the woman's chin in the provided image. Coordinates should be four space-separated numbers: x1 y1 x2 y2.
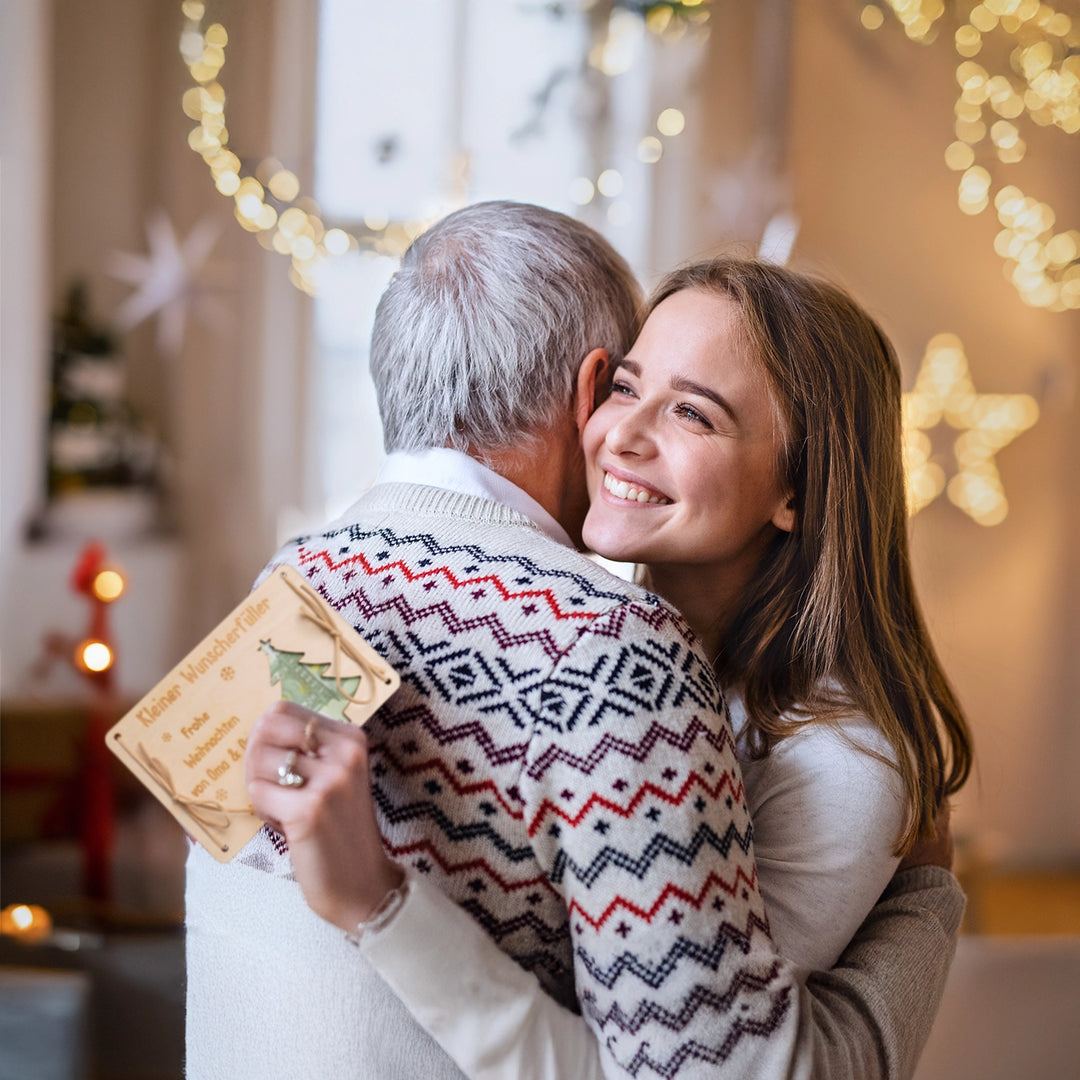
582 518 647 566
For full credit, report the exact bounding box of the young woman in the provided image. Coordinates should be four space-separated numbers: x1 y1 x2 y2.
575 258 973 974
248 256 972 1075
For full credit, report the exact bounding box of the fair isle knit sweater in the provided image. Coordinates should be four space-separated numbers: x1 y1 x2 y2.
185 482 959 1079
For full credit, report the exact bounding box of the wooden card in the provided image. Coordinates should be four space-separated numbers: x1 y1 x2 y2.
106 565 399 861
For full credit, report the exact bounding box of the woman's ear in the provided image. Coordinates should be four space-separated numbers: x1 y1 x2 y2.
772 493 796 534
574 348 609 434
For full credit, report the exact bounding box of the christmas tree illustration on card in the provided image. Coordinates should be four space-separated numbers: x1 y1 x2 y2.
259 640 362 721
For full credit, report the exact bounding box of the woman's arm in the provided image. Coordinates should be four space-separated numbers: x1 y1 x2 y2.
357 862 963 1080
361 873 618 1080
247 704 962 1080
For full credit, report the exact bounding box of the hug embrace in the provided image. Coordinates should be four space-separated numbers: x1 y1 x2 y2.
186 201 972 1079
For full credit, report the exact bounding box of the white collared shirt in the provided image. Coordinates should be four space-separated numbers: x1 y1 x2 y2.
374 448 573 549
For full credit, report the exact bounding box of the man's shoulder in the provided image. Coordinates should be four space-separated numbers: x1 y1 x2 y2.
261 486 665 617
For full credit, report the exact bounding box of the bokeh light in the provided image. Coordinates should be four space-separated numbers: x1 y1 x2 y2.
91 569 125 602
80 640 114 673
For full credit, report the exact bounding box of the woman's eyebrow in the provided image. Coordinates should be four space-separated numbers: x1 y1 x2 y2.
670 375 739 423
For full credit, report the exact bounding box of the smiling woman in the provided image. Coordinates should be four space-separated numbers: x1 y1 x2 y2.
583 287 796 623
608 259 972 860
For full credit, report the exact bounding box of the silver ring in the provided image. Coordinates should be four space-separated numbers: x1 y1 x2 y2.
277 749 305 788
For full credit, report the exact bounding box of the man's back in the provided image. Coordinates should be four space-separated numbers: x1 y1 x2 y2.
186 479 791 1077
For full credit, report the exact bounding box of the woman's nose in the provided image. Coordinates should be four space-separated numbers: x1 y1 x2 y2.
605 405 654 457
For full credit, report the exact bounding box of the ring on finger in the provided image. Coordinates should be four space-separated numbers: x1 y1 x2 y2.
302 716 319 757
277 748 305 788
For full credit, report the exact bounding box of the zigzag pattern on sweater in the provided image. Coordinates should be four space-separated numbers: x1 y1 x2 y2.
375 700 738 782
549 820 756 888
370 784 536 862
567 866 762 932
459 897 571 945
524 715 739 781
377 706 532 771
304 548 600 623
378 746 527 820
309 581 579 665
297 529 645 607
589 961 787 1034
528 771 746 837
620 993 792 1078
576 909 775 990
306 591 717 731
382 837 561 897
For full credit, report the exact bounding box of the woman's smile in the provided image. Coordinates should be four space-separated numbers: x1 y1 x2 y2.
600 468 672 505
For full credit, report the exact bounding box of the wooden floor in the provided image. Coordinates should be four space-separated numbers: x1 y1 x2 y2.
959 869 1080 935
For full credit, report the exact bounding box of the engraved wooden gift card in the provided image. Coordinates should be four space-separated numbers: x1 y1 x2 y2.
106 565 399 861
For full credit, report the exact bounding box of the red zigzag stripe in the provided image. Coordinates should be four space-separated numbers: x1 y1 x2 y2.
300 546 598 621
569 865 761 932
378 748 526 820
387 839 762 936
385 839 562 898
527 771 746 838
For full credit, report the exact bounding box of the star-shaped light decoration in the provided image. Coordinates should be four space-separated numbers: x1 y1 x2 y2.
902 333 1039 526
107 211 228 357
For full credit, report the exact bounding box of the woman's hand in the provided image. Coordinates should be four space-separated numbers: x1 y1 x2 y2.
898 799 954 873
245 700 405 933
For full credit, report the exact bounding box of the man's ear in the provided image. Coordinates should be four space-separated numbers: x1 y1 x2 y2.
772 493 796 534
574 348 609 434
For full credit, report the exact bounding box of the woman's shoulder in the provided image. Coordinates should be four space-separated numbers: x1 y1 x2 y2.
729 689 904 819
730 687 896 760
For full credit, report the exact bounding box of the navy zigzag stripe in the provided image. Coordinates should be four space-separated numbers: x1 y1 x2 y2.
549 820 754 887
588 963 785 1035
376 704 530 765
372 787 535 862
621 993 792 1078
526 716 739 781
458 899 569 946
577 912 773 991
316 581 573 663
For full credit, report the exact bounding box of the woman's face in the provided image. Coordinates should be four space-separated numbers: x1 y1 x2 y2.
582 288 794 591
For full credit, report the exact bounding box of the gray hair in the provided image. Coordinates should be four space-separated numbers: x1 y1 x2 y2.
370 200 642 455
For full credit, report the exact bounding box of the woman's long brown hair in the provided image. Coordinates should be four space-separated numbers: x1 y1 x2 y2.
647 258 973 854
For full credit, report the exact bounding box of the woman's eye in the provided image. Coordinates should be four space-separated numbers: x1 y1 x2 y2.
675 403 711 427
610 380 635 397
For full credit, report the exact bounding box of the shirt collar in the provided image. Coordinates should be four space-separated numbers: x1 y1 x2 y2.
374 448 574 549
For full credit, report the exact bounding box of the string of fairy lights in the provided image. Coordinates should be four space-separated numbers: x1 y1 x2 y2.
177 0 708 295
863 0 1080 312
174 1 1050 526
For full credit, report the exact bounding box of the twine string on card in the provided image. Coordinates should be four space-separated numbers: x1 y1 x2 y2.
279 572 392 707
119 738 253 844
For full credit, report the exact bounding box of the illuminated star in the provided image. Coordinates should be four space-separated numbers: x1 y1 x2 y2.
902 333 1039 526
106 211 228 357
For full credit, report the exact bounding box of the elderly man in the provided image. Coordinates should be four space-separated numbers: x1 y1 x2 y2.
186 201 962 1079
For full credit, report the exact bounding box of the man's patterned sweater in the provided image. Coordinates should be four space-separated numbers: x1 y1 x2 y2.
230 483 791 1075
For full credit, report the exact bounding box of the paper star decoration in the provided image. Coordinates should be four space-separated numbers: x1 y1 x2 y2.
107 211 227 357
902 333 1039 526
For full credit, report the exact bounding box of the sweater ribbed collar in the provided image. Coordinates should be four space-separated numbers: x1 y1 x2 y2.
372 448 573 548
